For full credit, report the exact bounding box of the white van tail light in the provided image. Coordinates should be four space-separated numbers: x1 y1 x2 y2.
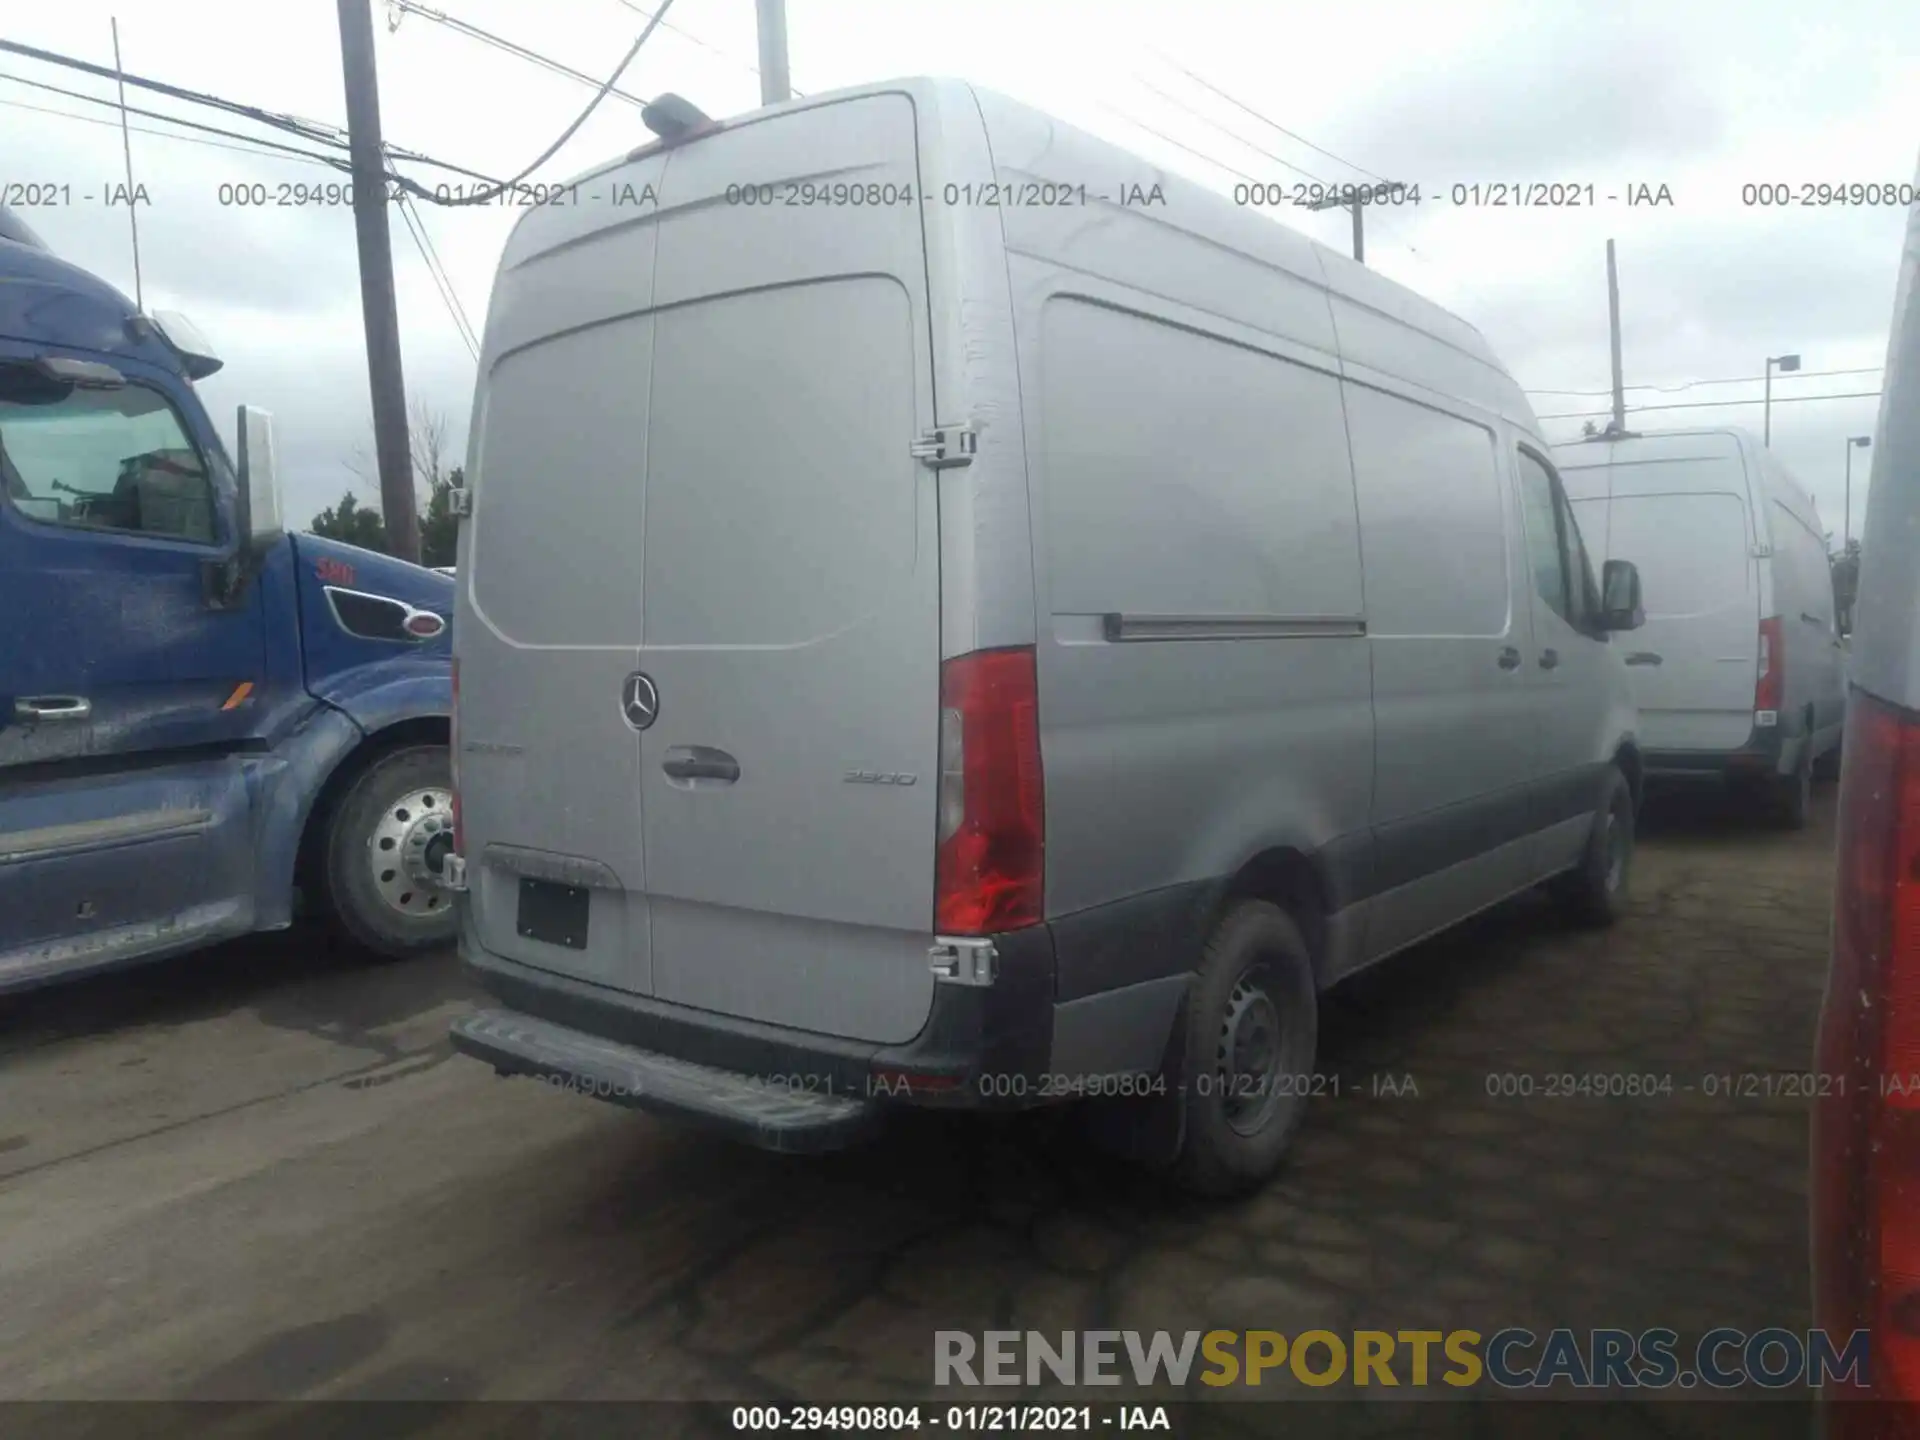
933 646 1044 935
1755 615 1784 721
1814 690 1920 1411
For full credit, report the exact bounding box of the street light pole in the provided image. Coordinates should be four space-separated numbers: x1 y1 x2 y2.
1845 434 1872 551
1764 353 1801 447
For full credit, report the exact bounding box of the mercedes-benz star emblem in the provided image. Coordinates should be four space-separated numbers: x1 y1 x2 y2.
621 672 659 731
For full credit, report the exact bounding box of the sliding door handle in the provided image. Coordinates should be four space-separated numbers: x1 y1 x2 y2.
1497 646 1522 671
1624 652 1662 666
1538 649 1560 671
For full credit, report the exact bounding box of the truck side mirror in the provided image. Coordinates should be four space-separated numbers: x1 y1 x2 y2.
236 404 284 559
1601 558 1645 632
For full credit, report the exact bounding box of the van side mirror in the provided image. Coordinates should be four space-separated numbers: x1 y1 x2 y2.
1600 558 1644 632
236 404 284 559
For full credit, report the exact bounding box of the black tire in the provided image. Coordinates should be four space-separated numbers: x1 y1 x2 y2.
1550 766 1634 928
321 744 458 958
1813 737 1843 783
1170 902 1318 1198
1774 742 1814 830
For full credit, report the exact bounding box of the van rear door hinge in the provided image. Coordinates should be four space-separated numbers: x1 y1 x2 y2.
911 424 977 470
450 487 473 518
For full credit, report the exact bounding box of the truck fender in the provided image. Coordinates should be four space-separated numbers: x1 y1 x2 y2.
310 655 452 736
247 703 367 931
252 662 452 929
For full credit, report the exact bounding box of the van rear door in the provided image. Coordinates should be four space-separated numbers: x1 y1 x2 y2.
1570 440 1761 753
457 176 670 996
632 96 942 1046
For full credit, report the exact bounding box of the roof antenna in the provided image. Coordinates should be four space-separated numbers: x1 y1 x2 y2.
641 93 712 143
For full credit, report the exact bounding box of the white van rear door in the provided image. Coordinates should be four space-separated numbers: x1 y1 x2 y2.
634 95 942 1045
458 223 668 995
1588 454 1761 752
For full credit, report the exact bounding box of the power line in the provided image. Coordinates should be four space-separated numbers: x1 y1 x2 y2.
1526 366 1884 398
396 187 476 347
388 0 649 110
394 0 678 205
1130 74 1330 187
0 38 504 186
1095 100 1264 188
0 92 351 169
1535 390 1884 422
608 0 805 96
395 190 480 358
0 36 346 145
1149 48 1385 184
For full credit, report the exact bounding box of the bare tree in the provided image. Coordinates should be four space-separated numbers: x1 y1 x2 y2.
344 398 453 509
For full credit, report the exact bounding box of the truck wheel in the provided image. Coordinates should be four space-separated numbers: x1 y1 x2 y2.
1550 766 1634 928
1170 902 1318 1198
322 744 458 959
1775 743 1814 830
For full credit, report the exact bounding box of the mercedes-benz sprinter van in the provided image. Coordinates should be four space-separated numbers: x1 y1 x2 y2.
1553 429 1845 827
446 78 1647 1194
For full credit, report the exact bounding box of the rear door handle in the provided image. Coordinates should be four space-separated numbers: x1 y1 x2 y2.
1538 649 1560 670
1497 646 1521 670
661 746 740 784
14 695 91 722
1624 652 1662 666
1801 612 1826 627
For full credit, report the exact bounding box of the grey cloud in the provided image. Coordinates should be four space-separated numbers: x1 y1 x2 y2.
1324 21 1729 183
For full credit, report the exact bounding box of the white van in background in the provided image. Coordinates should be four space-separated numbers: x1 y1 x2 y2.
1553 429 1845 826
446 77 1647 1194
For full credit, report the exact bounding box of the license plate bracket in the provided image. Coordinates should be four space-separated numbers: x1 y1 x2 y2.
516 877 590 950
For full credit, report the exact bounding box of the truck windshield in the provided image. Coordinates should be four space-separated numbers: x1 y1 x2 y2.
0 367 214 542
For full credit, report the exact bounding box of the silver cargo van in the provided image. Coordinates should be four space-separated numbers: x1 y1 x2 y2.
446 78 1647 1194
1553 429 1846 826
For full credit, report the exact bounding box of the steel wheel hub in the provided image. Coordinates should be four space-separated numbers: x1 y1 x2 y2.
371 787 455 918
1218 972 1286 1137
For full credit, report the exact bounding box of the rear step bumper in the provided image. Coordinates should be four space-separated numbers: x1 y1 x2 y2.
450 1008 883 1154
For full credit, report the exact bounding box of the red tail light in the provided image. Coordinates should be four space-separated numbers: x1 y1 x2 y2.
1756 615 1785 715
449 656 462 854
933 646 1044 934
1814 690 1920 1410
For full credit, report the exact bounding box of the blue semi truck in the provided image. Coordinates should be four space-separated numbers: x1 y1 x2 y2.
0 207 457 991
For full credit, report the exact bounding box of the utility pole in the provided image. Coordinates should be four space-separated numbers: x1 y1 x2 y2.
754 0 790 105
1606 239 1626 435
336 0 420 562
1304 187 1403 265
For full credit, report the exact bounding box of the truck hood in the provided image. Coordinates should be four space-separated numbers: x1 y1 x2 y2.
289 534 455 726
291 533 455 618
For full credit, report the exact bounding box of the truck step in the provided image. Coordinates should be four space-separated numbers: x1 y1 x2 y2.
449 1008 882 1155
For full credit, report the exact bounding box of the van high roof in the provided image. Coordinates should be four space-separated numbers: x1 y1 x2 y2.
537 76 1536 437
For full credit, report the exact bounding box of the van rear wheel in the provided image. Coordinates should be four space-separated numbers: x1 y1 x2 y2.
1775 743 1814 830
1170 902 1318 1198
322 744 459 959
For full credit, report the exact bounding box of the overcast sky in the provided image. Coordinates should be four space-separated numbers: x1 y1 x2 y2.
8 0 1919 544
